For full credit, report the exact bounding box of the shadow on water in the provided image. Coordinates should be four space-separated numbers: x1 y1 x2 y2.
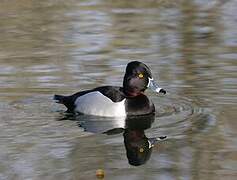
57 113 167 166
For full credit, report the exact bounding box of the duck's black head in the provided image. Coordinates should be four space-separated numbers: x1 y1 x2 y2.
123 61 166 96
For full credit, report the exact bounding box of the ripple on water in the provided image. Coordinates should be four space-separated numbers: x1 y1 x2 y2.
150 94 216 139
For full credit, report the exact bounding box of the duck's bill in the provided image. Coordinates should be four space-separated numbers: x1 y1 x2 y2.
147 78 166 94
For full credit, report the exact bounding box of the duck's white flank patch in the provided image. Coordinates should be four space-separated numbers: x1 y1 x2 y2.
74 91 126 117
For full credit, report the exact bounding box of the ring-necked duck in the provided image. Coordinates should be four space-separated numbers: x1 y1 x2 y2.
54 61 166 117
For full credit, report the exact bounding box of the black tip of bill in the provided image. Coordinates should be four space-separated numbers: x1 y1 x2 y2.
159 89 166 94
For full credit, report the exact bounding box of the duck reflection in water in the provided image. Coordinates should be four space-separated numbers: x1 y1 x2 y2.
104 115 166 166
124 115 155 166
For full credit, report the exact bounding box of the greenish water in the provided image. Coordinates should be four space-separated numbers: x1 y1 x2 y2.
0 0 236 179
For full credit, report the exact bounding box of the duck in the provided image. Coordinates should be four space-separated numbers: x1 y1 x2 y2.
54 61 166 117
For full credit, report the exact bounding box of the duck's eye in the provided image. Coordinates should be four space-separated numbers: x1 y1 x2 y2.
138 73 144 79
139 148 144 153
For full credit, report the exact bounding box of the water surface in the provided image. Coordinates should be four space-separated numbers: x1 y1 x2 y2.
0 0 237 179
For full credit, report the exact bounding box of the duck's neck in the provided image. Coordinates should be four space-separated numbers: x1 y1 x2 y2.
123 88 144 97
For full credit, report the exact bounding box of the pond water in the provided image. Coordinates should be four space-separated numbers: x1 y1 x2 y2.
0 0 237 179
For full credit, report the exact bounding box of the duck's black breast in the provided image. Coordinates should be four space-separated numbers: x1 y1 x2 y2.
125 94 155 116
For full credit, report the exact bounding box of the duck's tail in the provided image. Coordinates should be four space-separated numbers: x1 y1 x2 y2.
53 94 65 104
53 94 75 113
